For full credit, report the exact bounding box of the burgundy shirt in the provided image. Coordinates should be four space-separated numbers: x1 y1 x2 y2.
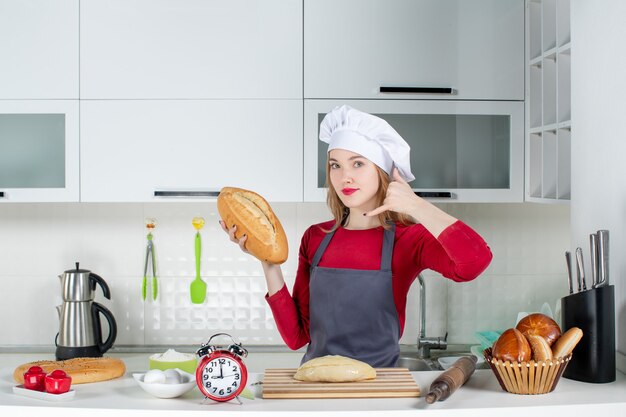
266 220 493 350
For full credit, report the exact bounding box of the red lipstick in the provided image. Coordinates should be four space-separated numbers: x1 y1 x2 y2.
341 188 358 196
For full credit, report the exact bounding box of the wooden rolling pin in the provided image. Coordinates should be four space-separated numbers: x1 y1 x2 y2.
425 356 477 404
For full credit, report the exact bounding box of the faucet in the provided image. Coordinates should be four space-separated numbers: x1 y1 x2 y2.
417 274 447 358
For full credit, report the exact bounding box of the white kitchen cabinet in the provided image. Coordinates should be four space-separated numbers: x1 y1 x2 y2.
0 100 79 202
80 0 302 99
304 100 524 203
526 0 571 203
0 0 79 99
304 0 524 101
80 100 302 202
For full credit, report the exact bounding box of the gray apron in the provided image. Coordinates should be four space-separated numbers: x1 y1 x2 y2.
302 223 400 368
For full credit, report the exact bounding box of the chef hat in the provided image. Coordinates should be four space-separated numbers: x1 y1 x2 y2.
319 105 415 182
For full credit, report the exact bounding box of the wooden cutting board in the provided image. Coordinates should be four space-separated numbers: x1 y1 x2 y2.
262 367 420 399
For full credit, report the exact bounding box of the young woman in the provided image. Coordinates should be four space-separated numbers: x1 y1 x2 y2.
220 105 492 367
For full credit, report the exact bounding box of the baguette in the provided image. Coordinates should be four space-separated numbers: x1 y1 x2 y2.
551 327 583 358
526 334 553 361
13 357 125 384
217 187 288 264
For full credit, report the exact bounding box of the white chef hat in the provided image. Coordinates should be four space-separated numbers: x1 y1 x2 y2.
319 105 415 182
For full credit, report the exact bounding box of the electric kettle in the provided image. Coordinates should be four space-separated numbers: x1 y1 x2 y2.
55 263 117 360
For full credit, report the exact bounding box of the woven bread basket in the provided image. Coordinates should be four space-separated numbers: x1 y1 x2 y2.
483 347 572 395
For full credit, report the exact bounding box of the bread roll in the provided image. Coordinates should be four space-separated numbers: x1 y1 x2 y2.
516 313 561 346
293 355 376 382
492 328 531 363
551 327 583 358
526 334 553 361
13 357 125 385
217 187 288 264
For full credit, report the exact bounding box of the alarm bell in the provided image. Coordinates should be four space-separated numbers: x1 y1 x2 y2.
196 332 247 359
228 343 248 358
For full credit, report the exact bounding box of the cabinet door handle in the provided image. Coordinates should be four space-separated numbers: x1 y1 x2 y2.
154 190 220 198
414 191 452 198
380 86 456 94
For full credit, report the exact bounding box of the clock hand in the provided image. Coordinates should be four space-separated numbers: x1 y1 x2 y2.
219 363 224 379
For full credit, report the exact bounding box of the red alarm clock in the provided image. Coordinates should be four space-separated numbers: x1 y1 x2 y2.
195 333 248 402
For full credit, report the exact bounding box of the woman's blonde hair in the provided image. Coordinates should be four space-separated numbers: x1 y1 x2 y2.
323 161 415 233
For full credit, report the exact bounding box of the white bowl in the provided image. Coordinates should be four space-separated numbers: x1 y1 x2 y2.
470 345 487 363
437 353 485 370
132 369 197 399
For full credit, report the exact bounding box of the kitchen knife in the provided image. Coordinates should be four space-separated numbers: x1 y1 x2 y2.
596 230 609 287
575 247 586 291
565 251 574 294
589 233 599 288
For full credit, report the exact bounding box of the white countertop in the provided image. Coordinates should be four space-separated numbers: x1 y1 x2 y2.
1 352 625 417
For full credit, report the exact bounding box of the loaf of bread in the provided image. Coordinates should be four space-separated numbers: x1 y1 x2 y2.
526 334 553 361
551 327 583 358
293 355 376 382
516 313 562 346
13 357 126 384
217 187 288 264
492 328 532 363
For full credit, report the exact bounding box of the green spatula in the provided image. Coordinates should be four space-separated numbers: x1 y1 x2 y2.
190 217 206 304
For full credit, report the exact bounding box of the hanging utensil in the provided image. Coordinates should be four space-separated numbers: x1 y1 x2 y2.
142 218 158 301
190 217 207 304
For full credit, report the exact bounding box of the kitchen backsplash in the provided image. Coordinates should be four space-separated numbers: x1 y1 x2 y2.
0 202 569 348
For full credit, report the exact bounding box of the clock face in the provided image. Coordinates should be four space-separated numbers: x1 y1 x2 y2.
198 355 245 400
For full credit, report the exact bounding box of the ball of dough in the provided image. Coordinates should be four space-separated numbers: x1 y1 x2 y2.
294 355 376 382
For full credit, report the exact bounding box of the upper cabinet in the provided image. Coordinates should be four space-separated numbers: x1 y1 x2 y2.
80 0 302 99
0 100 80 202
305 100 524 203
304 0 525 101
0 0 79 99
80 100 302 202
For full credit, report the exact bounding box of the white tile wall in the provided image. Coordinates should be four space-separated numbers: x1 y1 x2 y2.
0 202 569 348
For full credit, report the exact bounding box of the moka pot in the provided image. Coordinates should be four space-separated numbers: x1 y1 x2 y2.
55 263 117 360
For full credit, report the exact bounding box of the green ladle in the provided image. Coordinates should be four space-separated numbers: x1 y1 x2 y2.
190 217 206 304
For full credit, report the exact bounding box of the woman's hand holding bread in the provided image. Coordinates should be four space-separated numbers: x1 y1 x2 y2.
217 187 288 297
219 220 250 255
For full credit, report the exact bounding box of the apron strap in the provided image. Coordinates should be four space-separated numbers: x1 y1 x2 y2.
380 222 396 271
311 228 335 268
311 222 397 271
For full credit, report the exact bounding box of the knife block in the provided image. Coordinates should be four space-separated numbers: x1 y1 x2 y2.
560 285 615 383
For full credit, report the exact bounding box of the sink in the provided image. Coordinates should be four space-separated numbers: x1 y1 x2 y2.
396 349 489 372
395 356 442 371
